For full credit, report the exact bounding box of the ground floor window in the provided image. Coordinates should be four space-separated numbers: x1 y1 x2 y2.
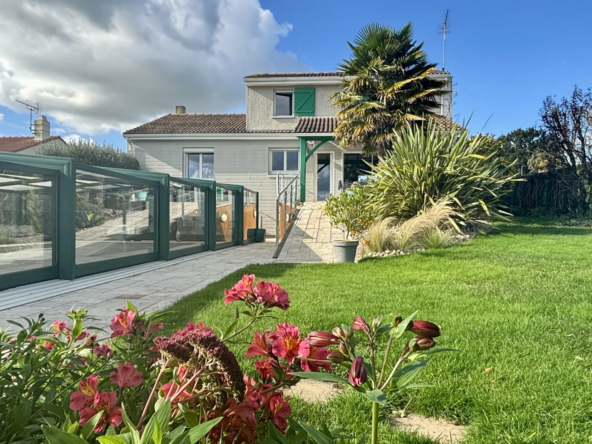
269 149 299 174
187 153 214 179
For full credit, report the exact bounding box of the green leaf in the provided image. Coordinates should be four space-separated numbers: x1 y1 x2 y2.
141 400 171 444
269 423 288 444
290 372 350 386
126 301 139 313
98 437 131 444
376 323 393 336
393 360 429 388
399 383 434 389
153 421 163 444
42 425 89 444
363 389 387 405
221 319 239 339
120 404 140 444
391 311 417 339
81 410 104 440
407 348 459 362
298 423 335 444
187 417 223 443
162 425 186 444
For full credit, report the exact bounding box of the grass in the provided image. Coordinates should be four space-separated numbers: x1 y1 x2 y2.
164 221 592 443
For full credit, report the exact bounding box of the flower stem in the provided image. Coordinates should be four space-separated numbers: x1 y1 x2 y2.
377 337 393 387
222 315 257 342
137 360 168 429
371 402 379 444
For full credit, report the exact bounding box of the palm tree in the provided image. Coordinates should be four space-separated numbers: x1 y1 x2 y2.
333 23 448 156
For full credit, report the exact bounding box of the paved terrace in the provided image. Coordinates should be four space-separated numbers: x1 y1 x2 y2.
0 203 341 331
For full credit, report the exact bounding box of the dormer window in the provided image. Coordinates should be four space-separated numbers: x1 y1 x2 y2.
274 91 293 117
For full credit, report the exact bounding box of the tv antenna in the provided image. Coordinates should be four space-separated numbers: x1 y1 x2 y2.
439 9 451 71
16 99 41 134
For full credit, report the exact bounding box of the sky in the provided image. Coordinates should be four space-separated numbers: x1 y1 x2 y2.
1 0 591 149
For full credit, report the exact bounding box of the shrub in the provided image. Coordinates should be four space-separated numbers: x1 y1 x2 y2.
37 139 140 170
324 185 375 239
422 227 456 249
366 121 520 221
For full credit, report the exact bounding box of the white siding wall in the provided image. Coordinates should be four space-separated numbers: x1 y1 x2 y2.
246 85 341 131
129 138 343 236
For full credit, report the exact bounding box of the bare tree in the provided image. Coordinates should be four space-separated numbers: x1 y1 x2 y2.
540 86 592 213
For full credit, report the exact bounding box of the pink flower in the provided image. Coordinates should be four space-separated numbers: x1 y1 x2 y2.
185 321 213 334
161 382 192 403
52 320 67 333
109 308 136 338
245 330 273 359
306 331 340 346
223 274 256 304
300 345 332 373
79 392 122 433
348 356 367 388
255 358 276 382
109 362 143 390
269 323 310 364
93 343 112 359
268 392 292 432
352 316 370 334
70 375 99 411
254 281 290 310
138 322 164 338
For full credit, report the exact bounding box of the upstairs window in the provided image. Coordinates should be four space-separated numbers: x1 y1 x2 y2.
274 91 293 117
187 153 214 179
270 149 299 174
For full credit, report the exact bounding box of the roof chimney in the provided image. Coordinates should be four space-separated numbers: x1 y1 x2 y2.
176 106 186 115
33 115 50 141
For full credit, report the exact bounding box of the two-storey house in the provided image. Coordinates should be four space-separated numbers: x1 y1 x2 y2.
123 71 454 235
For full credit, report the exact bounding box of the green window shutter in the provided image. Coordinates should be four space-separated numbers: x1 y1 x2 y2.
294 88 315 116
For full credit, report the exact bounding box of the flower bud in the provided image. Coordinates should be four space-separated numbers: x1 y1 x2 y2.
408 320 441 338
352 316 370 334
407 338 420 352
416 336 436 350
348 356 367 388
307 331 340 347
338 342 349 357
371 315 383 331
393 316 403 327
332 326 345 339
328 350 347 363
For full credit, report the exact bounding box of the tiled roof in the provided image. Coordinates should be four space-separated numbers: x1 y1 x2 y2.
429 115 458 131
124 114 249 135
295 117 337 134
0 136 64 153
245 72 342 79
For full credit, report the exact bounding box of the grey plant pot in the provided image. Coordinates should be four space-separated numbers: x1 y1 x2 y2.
333 240 359 263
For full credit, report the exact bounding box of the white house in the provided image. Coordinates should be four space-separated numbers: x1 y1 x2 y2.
123 71 454 235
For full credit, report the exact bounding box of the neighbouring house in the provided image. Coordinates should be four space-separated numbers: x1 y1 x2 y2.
0 115 66 154
123 70 454 235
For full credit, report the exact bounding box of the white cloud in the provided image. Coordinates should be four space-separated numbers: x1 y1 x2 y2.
0 113 3 123
0 0 305 135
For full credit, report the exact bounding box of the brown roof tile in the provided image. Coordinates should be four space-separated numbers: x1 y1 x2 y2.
0 136 64 153
295 117 337 134
245 72 343 79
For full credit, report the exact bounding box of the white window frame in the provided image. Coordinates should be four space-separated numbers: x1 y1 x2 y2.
269 149 299 175
273 90 294 117
185 150 215 179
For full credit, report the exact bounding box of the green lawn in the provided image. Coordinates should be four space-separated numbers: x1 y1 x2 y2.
164 222 592 443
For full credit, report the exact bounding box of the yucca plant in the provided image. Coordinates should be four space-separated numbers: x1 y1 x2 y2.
366 121 520 221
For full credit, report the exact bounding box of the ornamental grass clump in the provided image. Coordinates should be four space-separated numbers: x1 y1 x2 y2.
365 120 520 222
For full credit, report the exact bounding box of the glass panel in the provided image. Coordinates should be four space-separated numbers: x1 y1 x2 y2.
271 151 284 172
0 169 55 275
243 190 258 241
216 187 235 244
75 169 156 265
187 154 201 179
286 151 299 171
316 153 331 201
275 92 293 116
201 153 214 179
169 182 206 252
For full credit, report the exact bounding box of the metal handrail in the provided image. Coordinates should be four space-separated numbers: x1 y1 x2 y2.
275 175 299 246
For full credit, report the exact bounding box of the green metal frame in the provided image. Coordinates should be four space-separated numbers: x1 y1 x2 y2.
298 136 334 202
0 153 259 290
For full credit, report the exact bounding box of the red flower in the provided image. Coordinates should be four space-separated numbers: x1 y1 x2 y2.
70 375 99 411
306 331 340 346
268 392 292 432
300 345 332 373
79 392 122 433
161 382 192 403
255 358 276 382
223 274 255 304
348 357 367 388
93 343 112 359
352 316 370 334
245 330 273 359
408 320 441 338
109 308 136 338
269 323 310 364
109 362 143 390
